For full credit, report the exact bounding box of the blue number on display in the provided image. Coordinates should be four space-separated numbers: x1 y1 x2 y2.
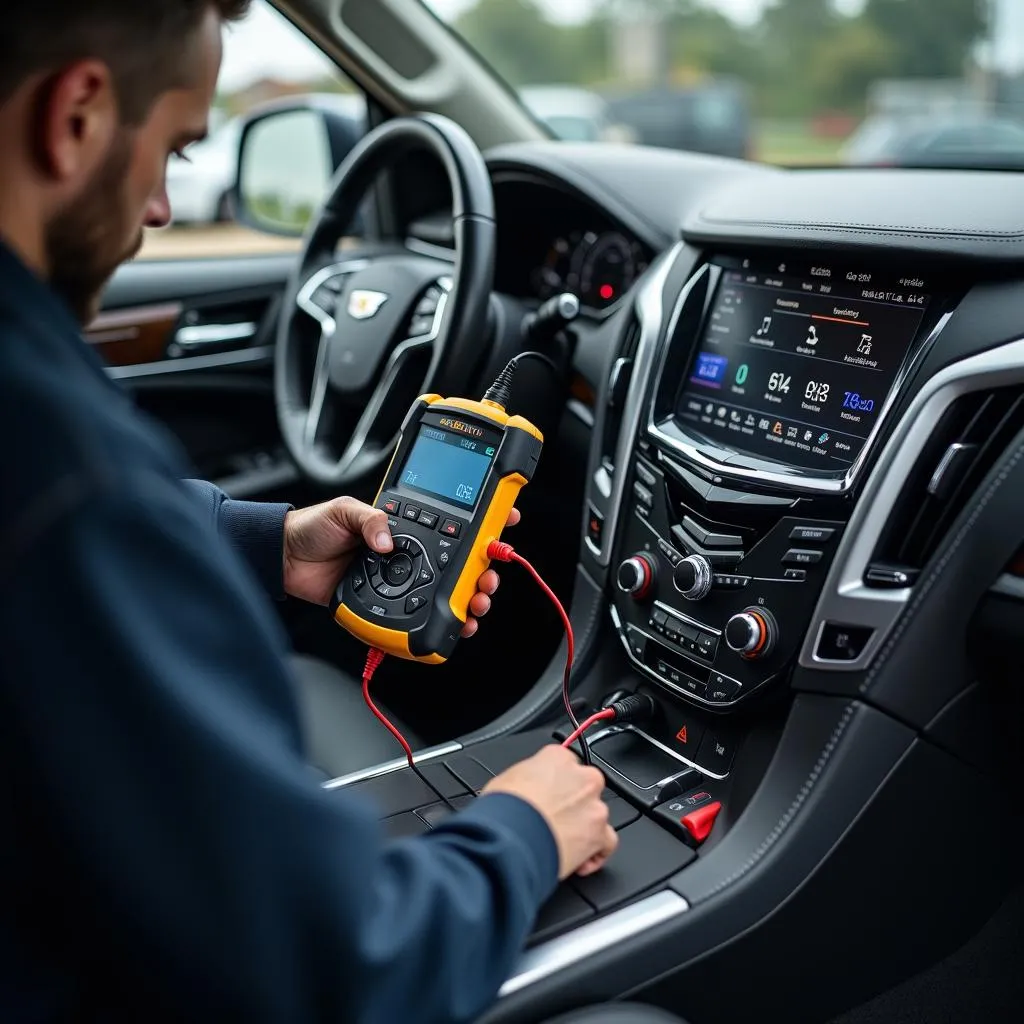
423 428 446 441
460 439 477 451
404 470 419 485
455 483 474 501
693 352 729 385
843 392 875 412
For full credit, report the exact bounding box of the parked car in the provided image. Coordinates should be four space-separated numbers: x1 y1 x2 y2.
165 116 243 224
842 114 1024 168
519 85 634 143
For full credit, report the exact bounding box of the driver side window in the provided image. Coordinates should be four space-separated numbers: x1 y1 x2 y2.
140 0 366 261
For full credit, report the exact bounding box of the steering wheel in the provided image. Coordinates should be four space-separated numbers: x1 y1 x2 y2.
275 114 495 487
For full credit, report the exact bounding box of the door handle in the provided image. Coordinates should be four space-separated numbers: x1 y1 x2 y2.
174 322 257 350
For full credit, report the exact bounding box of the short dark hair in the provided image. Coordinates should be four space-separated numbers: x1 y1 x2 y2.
0 1 252 123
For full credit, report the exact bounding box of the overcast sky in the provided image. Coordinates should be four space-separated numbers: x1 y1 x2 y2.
217 0 1024 93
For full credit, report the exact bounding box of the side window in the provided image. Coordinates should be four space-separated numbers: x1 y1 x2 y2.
140 0 365 261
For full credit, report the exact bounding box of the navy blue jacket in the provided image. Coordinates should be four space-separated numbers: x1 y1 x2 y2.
0 240 557 1022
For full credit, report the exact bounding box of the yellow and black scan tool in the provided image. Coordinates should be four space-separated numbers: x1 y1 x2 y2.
331 357 545 664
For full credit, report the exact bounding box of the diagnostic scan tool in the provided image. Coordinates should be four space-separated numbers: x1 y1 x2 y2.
331 364 544 664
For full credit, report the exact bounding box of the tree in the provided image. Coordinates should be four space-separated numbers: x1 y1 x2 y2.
863 0 987 78
453 0 568 86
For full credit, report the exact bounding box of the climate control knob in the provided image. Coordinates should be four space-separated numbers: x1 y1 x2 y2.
616 553 656 600
672 554 713 601
725 607 777 659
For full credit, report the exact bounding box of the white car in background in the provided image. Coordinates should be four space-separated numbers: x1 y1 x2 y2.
165 116 243 225
519 85 634 144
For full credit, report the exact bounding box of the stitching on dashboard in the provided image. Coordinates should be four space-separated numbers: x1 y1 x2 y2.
695 701 857 903
694 215 1024 239
859 437 1024 695
691 222 1024 243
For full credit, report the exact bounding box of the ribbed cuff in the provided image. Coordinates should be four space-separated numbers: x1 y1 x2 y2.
218 499 292 600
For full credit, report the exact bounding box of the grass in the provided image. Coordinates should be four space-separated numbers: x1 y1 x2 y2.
754 120 848 166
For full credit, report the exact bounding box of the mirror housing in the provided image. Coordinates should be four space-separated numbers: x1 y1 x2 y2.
234 93 368 238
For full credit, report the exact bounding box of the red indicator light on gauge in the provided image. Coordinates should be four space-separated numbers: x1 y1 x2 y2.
599 284 614 300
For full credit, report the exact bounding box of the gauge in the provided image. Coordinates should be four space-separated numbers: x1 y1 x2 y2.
530 234 576 299
578 232 638 308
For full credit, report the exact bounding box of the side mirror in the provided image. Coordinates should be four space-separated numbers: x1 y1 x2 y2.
234 96 367 238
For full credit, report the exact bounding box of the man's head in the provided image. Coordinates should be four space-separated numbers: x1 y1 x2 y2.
0 1 251 323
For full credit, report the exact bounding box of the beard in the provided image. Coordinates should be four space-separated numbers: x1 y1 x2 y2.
44 132 144 325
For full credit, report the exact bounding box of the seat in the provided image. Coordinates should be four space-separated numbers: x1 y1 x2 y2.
288 654 424 780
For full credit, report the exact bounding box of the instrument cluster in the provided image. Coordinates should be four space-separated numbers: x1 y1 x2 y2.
530 230 650 312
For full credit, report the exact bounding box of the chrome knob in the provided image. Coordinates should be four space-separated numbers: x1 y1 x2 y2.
616 554 655 599
725 607 777 659
672 554 712 601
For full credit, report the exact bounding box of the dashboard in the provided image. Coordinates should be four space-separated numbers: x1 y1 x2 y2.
478 142 1024 724
490 174 652 314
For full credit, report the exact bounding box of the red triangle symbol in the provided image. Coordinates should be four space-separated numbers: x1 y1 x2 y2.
676 725 688 744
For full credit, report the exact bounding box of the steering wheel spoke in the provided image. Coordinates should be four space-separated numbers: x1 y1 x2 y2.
274 115 494 488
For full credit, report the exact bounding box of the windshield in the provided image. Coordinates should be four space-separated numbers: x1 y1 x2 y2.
423 0 1024 170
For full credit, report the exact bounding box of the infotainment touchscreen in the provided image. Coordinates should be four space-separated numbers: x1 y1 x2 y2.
675 257 931 471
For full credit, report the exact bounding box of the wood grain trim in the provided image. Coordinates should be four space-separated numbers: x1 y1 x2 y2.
84 302 182 367
570 372 596 409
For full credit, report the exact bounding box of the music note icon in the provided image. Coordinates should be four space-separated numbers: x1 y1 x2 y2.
755 315 772 337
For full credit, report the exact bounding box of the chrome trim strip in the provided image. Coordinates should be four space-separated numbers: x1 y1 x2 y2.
799 335 1024 672
106 345 274 379
587 244 685 566
295 259 371 332
175 322 257 348
585 721 721 783
652 599 721 638
499 890 688 998
645 265 953 494
320 741 463 790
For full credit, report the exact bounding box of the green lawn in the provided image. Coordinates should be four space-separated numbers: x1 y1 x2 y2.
754 121 847 166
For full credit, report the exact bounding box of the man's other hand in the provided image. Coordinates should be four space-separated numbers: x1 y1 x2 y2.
283 496 520 636
482 746 618 880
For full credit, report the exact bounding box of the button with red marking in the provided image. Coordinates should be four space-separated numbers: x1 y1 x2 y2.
653 788 722 845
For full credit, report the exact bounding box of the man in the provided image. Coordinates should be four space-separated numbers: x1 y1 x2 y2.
0 3 618 1021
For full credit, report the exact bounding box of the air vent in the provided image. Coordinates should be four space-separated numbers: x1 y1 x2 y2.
867 385 1024 587
599 313 642 476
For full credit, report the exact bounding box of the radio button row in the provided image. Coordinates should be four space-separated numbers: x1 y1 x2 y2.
712 573 750 589
658 539 683 566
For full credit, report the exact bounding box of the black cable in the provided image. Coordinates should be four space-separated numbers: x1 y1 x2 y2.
482 351 562 409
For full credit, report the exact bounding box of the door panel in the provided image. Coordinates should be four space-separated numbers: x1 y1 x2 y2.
96 255 304 503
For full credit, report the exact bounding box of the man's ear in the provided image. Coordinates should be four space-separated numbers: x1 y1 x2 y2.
36 60 119 184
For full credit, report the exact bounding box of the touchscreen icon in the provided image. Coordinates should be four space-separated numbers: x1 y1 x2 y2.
759 418 770 431
717 407 727 419
787 426 799 438
730 410 742 423
857 334 873 355
746 414 756 427
755 315 772 337
818 432 830 444
805 324 819 346
772 421 783 436
705 403 714 415
804 430 814 441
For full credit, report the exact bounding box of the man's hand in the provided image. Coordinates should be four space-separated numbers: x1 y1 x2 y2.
283 496 520 637
482 746 618 880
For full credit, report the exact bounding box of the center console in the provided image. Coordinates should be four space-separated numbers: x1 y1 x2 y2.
606 252 948 723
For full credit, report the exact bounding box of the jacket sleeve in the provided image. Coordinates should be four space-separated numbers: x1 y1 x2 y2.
182 478 291 599
1 469 558 1024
